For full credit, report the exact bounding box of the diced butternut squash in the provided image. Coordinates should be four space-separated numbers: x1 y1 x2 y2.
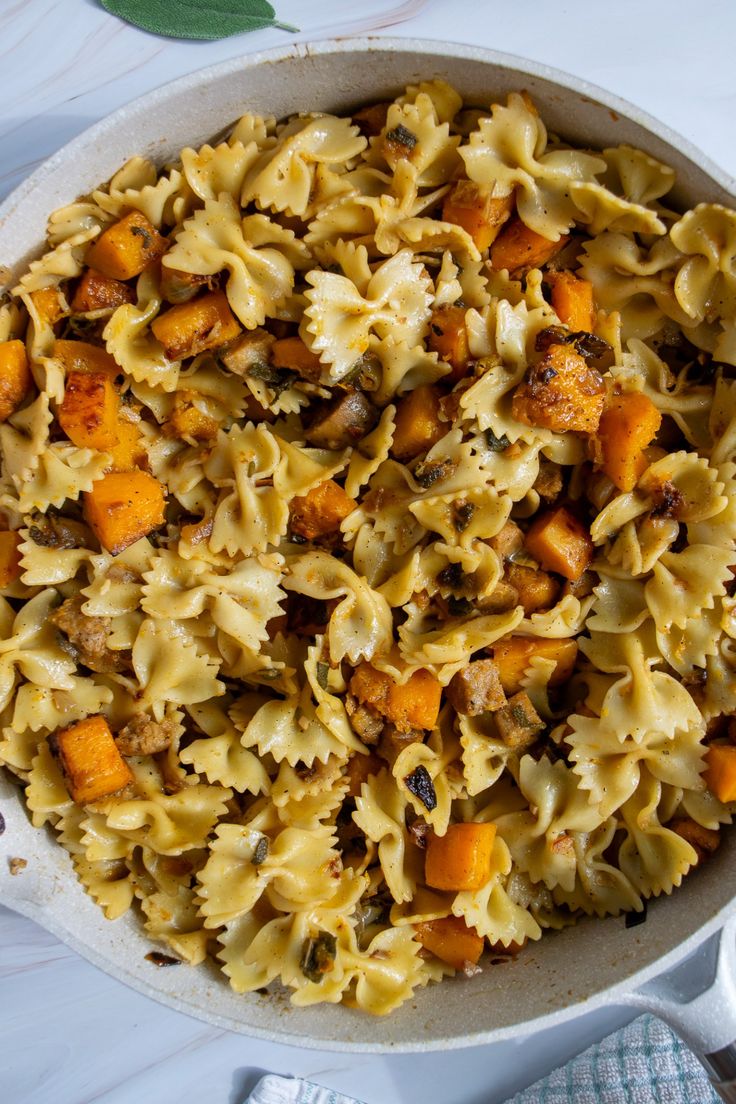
597 391 663 492
547 271 595 332
512 343 605 435
489 636 578 694
670 817 720 865
442 181 515 252
425 822 496 892
270 336 322 381
490 218 569 276
87 211 167 281
392 384 446 461
353 102 391 137
58 371 120 450
151 290 241 361
107 418 147 472
53 339 119 378
0 531 22 587
289 479 356 541
345 751 383 797
704 745 736 804
427 307 471 381
504 562 559 614
31 287 66 325
51 715 133 805
160 265 212 304
164 398 219 442
0 340 32 422
415 916 484 970
525 506 593 582
350 664 442 733
71 268 135 312
84 470 165 554
180 515 214 549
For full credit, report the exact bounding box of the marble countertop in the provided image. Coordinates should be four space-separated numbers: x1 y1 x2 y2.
1 2 735 1101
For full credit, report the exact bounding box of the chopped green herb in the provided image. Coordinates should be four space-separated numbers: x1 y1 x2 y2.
404 765 437 811
252 836 269 866
453 501 476 532
485 427 510 452
414 458 455 488
316 661 330 690
300 931 337 982
385 124 417 149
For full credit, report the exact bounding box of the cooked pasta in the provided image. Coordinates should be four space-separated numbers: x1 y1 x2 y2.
1 79 735 1015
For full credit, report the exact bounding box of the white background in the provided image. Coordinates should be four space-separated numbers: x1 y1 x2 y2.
1 1 734 1101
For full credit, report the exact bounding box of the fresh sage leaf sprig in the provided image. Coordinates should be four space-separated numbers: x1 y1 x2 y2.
100 0 298 39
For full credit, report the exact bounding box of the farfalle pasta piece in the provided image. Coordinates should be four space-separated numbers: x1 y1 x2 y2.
353 769 420 904
242 114 366 217
104 291 178 392
645 545 734 632
617 770 698 897
670 204 736 323
132 618 224 720
180 141 261 203
179 699 269 794
165 195 310 329
552 819 642 918
452 834 542 947
303 249 432 380
92 157 187 227
460 92 605 240
368 93 461 187
283 550 393 664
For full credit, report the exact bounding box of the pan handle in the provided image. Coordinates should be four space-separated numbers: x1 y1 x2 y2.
620 912 736 1102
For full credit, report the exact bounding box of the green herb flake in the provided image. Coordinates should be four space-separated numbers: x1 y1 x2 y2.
100 0 298 38
252 836 269 866
385 124 417 150
300 931 337 982
316 661 330 690
485 427 510 452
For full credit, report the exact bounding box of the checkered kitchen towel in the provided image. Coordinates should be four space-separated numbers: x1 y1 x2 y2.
247 1016 720 1103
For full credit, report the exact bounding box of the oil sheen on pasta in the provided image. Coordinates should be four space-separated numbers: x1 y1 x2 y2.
0 80 735 1015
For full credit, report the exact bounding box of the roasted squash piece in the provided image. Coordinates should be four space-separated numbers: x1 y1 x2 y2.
0 531 22 587
289 479 356 541
490 218 569 276
352 102 391 138
425 823 496 892
525 505 593 582
151 290 241 360
30 287 66 325
58 370 120 450
71 268 135 313
0 340 32 423
350 664 442 733
270 336 322 381
504 562 559 614
512 343 605 435
164 396 219 443
427 306 471 381
107 419 147 472
442 181 514 252
489 636 578 694
415 916 484 970
53 339 119 378
345 751 384 797
547 271 595 332
392 384 446 461
51 715 133 805
87 211 167 281
84 470 165 554
704 745 736 804
597 391 662 491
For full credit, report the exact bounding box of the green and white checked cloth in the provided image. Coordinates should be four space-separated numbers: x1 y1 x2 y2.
247 1016 720 1103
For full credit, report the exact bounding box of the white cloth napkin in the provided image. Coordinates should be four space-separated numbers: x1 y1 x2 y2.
245 1016 720 1104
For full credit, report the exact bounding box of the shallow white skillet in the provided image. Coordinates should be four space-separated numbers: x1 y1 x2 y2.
1 35 736 1096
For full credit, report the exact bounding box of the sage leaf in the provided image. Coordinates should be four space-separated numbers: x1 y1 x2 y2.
100 0 298 39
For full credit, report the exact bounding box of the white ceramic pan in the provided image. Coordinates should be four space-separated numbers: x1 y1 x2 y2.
2 36 736 1096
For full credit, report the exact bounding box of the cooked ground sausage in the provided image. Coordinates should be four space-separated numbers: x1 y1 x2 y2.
50 595 128 674
446 659 506 715
494 691 545 749
345 695 384 745
115 713 177 756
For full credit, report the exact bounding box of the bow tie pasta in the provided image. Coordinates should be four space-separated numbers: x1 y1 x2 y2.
1 79 735 1015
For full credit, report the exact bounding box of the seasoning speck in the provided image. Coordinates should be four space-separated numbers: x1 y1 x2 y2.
145 951 182 967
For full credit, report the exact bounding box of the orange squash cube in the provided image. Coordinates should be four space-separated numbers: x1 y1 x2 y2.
525 506 593 582
490 218 569 276
289 479 356 541
270 336 322 381
51 715 133 805
87 211 167 281
597 391 663 492
106 419 147 472
71 268 136 313
442 181 514 252
53 339 119 378
512 343 605 435
58 371 120 451
427 306 471 382
345 752 384 798
392 384 446 461
415 915 484 969
704 746 736 804
84 470 165 554
151 290 241 361
489 637 578 695
0 340 32 423
0 531 22 587
425 823 497 892
350 664 442 733
165 400 219 442
30 287 66 325
547 271 595 332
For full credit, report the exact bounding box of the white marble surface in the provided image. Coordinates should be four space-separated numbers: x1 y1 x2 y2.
1 2 735 1102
